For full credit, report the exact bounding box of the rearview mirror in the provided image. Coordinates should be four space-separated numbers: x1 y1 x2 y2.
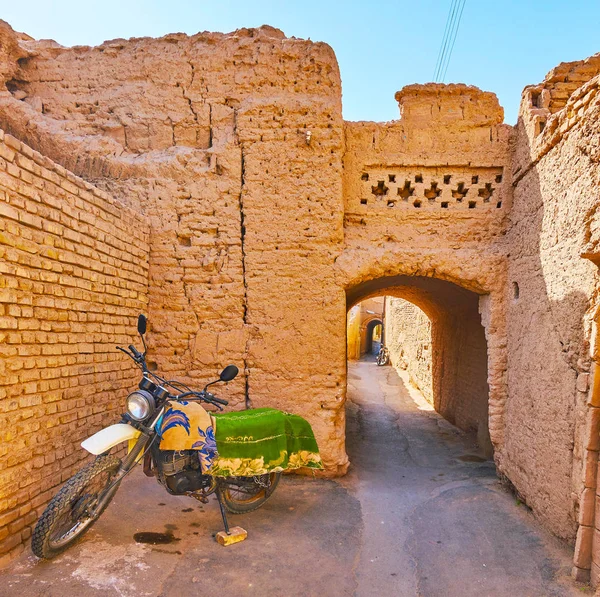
137 314 147 335
219 365 239 382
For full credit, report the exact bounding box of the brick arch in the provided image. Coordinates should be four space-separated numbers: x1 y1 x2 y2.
346 274 497 457
362 317 383 355
337 247 509 455
359 315 383 330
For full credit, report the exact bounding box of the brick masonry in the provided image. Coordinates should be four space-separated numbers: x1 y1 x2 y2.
0 129 149 562
0 20 600 582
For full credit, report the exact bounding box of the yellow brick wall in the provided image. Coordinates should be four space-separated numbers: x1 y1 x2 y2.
0 129 149 562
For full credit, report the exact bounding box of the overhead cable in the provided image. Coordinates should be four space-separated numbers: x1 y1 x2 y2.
433 0 460 82
440 0 466 82
433 0 467 83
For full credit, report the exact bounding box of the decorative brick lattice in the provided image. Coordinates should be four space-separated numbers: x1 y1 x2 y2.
356 166 504 211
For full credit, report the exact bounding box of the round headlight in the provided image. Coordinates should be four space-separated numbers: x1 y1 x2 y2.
126 390 155 421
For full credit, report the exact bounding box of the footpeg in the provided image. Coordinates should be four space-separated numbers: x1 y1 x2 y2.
190 491 210 504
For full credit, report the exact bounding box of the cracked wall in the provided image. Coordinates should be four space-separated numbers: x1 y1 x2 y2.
0 21 346 470
1 18 600 579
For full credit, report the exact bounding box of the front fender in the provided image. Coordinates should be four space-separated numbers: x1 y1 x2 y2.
81 424 141 455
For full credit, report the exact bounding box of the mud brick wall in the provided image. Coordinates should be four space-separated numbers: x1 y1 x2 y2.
0 24 347 475
1 17 600 584
506 76 600 546
385 298 433 404
339 83 511 458
0 130 149 562
346 297 383 361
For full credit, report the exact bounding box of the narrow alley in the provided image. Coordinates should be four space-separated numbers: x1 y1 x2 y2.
0 360 579 597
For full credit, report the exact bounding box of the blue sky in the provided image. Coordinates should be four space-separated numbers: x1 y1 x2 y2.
3 1 600 124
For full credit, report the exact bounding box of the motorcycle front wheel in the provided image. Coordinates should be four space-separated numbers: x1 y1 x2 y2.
31 454 121 559
219 472 281 514
376 352 389 366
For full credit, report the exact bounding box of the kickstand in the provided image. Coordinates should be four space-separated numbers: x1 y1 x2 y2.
214 485 248 546
216 488 230 535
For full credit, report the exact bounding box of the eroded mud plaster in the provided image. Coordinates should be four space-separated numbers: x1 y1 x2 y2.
1 20 600 579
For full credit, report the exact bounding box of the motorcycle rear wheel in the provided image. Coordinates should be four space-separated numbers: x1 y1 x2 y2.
219 472 281 514
31 454 121 559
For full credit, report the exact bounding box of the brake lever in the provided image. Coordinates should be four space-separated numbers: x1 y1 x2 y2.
197 391 224 411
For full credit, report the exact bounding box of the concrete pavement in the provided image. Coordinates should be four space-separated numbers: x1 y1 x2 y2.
0 359 583 596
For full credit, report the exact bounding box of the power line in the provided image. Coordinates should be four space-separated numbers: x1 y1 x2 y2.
433 0 467 83
440 0 466 82
438 0 466 83
433 0 460 82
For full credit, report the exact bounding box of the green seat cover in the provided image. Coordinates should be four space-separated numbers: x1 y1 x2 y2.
211 407 323 477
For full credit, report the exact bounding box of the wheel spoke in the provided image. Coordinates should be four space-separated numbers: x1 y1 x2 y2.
221 473 277 506
48 469 114 549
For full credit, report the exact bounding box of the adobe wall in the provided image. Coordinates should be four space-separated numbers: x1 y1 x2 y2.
338 84 511 457
2 17 600 581
506 59 600 556
0 21 348 475
385 298 433 404
0 22 511 550
346 297 383 360
0 130 149 562
346 306 361 361
385 292 491 452
349 277 492 455
0 21 513 477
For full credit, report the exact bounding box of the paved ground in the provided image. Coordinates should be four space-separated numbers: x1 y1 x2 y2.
0 359 584 596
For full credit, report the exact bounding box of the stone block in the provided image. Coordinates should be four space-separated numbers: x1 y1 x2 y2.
574 525 594 568
3 135 21 152
578 372 590 393
572 565 591 583
580 488 596 527
586 407 600 451
0 143 15 163
590 363 600 407
215 526 247 546
592 561 600 588
592 528 600 569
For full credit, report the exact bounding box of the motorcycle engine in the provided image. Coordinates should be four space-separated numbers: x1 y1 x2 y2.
156 450 210 494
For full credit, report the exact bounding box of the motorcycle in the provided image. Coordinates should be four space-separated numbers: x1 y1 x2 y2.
32 314 323 559
376 345 390 366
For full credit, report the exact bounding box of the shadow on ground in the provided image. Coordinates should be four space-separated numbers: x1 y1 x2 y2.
0 360 582 597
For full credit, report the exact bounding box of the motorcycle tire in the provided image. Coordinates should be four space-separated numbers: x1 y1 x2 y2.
31 454 121 559
219 472 281 514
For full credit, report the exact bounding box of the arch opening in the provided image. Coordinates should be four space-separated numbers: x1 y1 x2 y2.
365 319 382 355
347 297 385 360
346 275 493 458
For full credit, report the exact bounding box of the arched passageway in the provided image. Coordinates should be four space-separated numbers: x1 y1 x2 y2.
347 275 492 457
364 319 382 355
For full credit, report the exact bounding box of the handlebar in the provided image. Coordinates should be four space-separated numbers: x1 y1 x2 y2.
117 344 229 409
205 392 229 406
117 344 147 370
176 390 229 408
129 345 143 359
